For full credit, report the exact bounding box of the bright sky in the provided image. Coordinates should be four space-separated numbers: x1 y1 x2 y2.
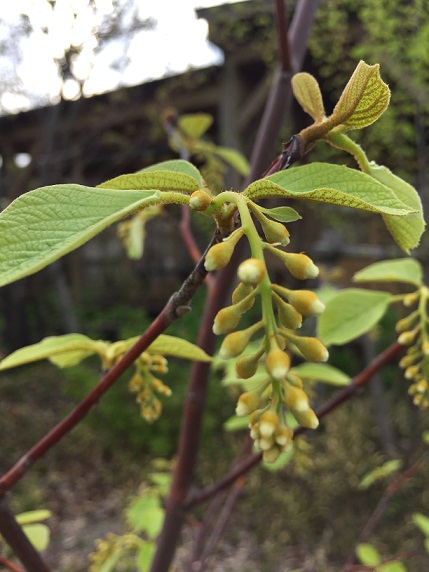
0 0 244 114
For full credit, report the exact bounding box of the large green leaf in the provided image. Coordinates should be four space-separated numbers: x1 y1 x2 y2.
290 363 350 386
16 511 51 525
244 163 414 217
412 513 429 536
0 185 159 287
356 543 382 567
369 163 425 252
140 159 204 187
317 288 392 345
126 496 164 539
354 258 423 287
122 334 212 362
178 113 213 139
98 170 200 194
0 334 104 370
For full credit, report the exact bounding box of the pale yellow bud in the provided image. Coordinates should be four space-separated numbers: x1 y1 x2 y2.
237 258 266 285
235 391 260 416
265 245 319 280
235 347 264 378
151 378 172 397
219 321 263 359
287 290 325 317
259 436 275 451
283 384 309 413
248 203 290 245
232 282 255 305
263 446 282 463
422 341 429 356
403 291 420 307
274 425 293 447
265 348 291 381
293 408 319 429
395 312 419 333
281 331 329 363
399 353 420 368
415 380 428 393
259 410 280 437
189 189 213 211
273 292 302 330
404 365 421 380
249 422 260 440
204 228 244 272
398 329 420 346
213 289 256 335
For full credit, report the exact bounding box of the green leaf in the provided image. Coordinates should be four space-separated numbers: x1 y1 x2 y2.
412 513 429 536
126 496 164 539
290 363 350 386
146 334 212 362
369 163 425 252
97 547 124 572
140 159 204 187
422 431 429 445
317 288 392 345
223 415 249 432
148 472 171 494
244 163 414 217
354 258 423 287
0 185 159 287
291 72 325 122
136 541 155 572
98 170 200 195
331 61 390 131
257 205 302 223
23 524 50 551
16 510 51 525
358 459 402 490
356 543 382 566
178 113 213 139
378 562 407 572
212 146 250 177
0 334 103 370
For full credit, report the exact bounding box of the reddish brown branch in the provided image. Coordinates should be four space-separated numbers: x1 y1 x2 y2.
0 555 24 572
186 342 404 508
275 0 292 72
0 237 216 496
0 499 50 572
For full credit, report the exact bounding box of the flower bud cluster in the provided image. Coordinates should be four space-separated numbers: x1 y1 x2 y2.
397 288 429 409
128 353 172 422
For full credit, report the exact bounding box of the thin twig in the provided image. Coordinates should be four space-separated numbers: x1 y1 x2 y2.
186 342 404 508
0 555 24 572
0 499 50 572
275 0 292 72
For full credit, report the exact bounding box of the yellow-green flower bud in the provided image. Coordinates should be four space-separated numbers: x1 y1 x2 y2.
189 189 213 211
272 285 325 317
404 365 421 380
235 391 260 416
259 410 280 437
232 282 254 305
280 331 329 362
248 202 290 245
250 422 260 440
265 348 290 381
285 373 303 389
395 312 419 333
259 436 275 451
403 291 420 307
213 289 256 335
274 425 293 448
293 408 319 429
415 379 428 393
265 245 319 280
398 328 420 346
399 353 420 368
273 292 302 330
237 258 266 285
219 321 263 359
263 446 282 463
422 341 429 356
236 347 264 378
283 384 309 413
204 228 244 272
151 378 172 397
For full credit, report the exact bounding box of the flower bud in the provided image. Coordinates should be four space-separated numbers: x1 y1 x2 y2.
235 347 264 378
189 189 213 211
403 291 420 307
236 391 261 416
265 245 319 280
274 425 293 448
285 373 303 389
219 321 263 359
263 446 282 463
399 353 420 368
237 258 266 285
398 329 420 346
259 436 275 451
422 341 429 356
259 410 280 437
287 290 325 317
204 228 244 272
273 292 302 330
293 408 319 429
213 289 256 335
151 378 172 397
248 203 290 245
265 348 290 381
281 331 329 362
250 422 260 440
395 312 419 333
283 383 309 413
404 365 421 380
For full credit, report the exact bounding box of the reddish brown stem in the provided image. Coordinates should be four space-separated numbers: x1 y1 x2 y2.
0 555 24 572
275 0 292 72
0 500 50 572
186 342 404 508
0 236 215 496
